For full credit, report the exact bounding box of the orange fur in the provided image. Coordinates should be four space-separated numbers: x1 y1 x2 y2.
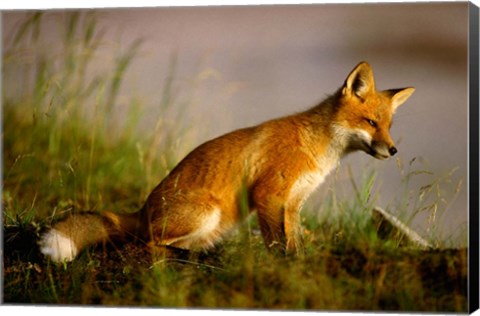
39 61 414 261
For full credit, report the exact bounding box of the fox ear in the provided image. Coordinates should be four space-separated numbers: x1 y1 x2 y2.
343 61 375 100
387 87 415 112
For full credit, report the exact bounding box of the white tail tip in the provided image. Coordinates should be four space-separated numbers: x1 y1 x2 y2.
39 229 78 262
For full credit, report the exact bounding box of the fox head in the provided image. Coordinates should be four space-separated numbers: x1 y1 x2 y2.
333 62 415 160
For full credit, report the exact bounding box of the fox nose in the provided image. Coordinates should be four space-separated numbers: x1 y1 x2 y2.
389 146 397 156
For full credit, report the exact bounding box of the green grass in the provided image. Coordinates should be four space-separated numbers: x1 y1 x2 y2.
2 12 467 311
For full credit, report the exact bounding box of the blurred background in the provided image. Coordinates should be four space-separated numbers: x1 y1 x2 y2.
2 2 470 246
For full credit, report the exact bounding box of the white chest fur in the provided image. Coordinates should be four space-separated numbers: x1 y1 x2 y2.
289 170 326 203
289 144 342 205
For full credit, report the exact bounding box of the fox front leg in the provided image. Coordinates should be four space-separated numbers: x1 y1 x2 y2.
284 206 304 256
252 173 307 255
256 204 286 253
256 204 304 255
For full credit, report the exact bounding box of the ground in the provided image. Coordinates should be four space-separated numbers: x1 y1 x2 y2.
3 219 468 311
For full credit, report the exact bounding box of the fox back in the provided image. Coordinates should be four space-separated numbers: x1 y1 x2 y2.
39 61 414 262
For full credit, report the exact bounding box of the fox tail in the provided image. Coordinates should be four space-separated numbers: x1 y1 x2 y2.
38 211 141 262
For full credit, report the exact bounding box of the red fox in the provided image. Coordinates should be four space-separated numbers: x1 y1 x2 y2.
39 61 414 262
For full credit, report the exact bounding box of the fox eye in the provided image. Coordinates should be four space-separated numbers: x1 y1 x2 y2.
365 118 377 128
